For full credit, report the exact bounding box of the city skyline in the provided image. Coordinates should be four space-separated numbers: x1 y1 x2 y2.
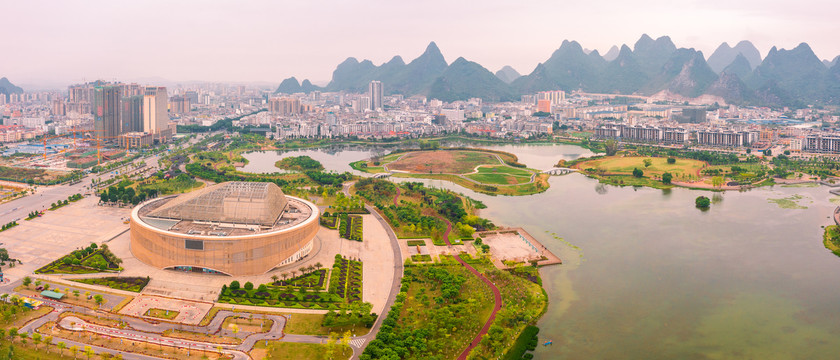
3 0 840 89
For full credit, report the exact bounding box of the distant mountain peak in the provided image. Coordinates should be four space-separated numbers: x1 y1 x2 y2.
635 34 654 48
603 45 620 61
722 53 753 80
495 65 521 84
709 40 762 73
420 41 444 62
386 56 405 66
0 77 23 96
339 57 360 66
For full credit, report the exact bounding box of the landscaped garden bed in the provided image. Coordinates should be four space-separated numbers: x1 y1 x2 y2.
35 243 123 274
410 254 432 262
71 276 150 292
145 308 179 320
336 213 363 241
273 269 328 290
217 255 363 309
320 213 338 229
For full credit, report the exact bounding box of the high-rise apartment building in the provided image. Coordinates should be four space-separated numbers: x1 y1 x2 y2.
143 87 170 141
169 95 191 114
369 80 383 111
268 97 301 115
94 85 121 138
121 95 144 133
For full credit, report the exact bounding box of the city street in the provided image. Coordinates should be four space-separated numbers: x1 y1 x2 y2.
0 154 161 225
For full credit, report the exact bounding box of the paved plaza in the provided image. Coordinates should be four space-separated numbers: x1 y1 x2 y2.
0 197 130 281
119 295 213 325
482 230 544 262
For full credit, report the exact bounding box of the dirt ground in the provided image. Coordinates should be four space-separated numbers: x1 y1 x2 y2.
387 150 500 174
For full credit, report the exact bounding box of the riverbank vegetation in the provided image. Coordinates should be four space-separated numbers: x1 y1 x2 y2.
823 225 840 257
275 155 325 172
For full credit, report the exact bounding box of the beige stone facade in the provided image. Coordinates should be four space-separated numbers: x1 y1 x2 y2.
130 195 319 276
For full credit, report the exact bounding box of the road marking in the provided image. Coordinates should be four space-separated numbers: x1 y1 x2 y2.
349 338 366 348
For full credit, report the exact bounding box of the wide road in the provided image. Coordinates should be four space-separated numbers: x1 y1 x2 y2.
0 154 161 225
341 182 405 359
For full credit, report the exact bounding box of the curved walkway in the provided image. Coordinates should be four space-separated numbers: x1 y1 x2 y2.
427 193 504 360
437 215 504 359
341 182 405 359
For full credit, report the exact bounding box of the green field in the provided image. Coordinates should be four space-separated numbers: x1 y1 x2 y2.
465 165 534 185
579 156 706 178
145 308 179 320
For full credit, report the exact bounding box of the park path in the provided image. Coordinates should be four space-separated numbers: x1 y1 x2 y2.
400 178 503 360
436 215 503 360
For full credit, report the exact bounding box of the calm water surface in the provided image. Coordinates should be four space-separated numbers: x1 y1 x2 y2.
245 144 840 359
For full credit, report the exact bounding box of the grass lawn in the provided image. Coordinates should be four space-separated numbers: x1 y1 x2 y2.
465 165 533 185
392 172 550 196
2 306 53 329
406 240 426 246
250 341 352 360
387 150 501 174
0 341 78 360
282 313 371 336
578 156 706 179
144 308 179 320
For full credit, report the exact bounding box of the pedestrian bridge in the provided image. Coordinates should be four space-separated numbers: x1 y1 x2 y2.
541 168 578 175
372 173 391 179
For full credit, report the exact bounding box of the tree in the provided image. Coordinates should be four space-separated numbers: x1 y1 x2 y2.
746 148 752 154
94 294 104 307
57 341 66 356
695 196 711 209
7 328 17 341
70 345 79 360
44 335 53 353
667 157 676 164
32 333 41 349
604 139 618 156
84 345 94 360
244 282 254 291
230 280 240 290
643 158 653 168
711 176 724 188
662 172 673 184
22 277 31 289
632 168 644 178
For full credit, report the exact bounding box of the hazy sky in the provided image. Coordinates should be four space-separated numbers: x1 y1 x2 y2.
4 0 840 89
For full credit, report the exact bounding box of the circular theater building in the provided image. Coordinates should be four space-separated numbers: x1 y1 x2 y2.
130 181 319 276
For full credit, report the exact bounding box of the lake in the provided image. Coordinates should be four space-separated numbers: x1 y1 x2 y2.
242 143 840 359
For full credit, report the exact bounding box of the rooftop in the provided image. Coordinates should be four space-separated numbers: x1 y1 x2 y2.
145 182 289 227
